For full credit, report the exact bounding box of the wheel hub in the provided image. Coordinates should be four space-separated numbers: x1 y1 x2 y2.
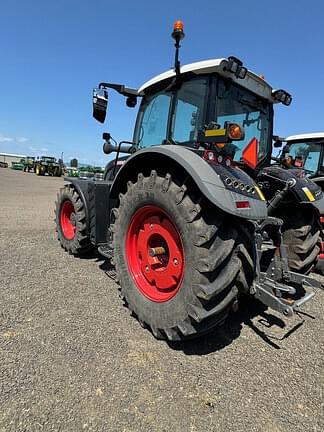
60 200 76 240
126 206 184 302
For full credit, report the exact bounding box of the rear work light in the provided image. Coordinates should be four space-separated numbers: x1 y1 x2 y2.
272 89 292 106
228 123 244 140
225 56 247 79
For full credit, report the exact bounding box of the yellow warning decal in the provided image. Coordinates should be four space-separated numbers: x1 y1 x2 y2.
302 187 315 202
255 185 266 201
205 128 226 137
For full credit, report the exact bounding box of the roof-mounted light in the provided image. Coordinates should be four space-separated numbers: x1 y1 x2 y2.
172 20 185 41
225 56 247 79
272 89 292 106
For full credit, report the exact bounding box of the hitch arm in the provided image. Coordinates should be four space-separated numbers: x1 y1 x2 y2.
254 277 316 317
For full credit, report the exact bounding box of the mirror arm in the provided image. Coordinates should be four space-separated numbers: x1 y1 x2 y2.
98 82 138 98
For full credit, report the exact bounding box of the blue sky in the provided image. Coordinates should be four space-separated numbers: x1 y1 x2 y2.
0 0 323 166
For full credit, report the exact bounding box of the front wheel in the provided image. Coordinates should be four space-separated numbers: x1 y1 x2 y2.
55 185 93 255
112 171 255 341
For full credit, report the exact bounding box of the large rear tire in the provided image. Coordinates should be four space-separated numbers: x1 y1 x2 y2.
277 206 321 274
111 171 255 341
55 185 93 255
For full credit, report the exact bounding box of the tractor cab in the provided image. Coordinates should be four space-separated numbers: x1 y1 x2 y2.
134 59 276 168
278 133 324 179
94 58 291 177
93 21 291 178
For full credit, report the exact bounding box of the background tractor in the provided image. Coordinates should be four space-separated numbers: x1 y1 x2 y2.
272 132 324 273
11 161 24 170
22 156 35 172
275 132 324 187
54 21 323 341
34 156 63 177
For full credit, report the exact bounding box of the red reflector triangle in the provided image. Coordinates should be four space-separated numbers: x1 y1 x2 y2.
242 137 258 169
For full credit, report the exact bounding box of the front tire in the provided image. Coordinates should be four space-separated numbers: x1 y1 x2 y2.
112 171 255 341
55 185 93 255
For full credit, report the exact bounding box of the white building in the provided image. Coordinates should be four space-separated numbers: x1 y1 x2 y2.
0 152 26 166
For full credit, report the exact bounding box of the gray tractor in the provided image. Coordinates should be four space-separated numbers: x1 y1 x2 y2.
55 22 323 341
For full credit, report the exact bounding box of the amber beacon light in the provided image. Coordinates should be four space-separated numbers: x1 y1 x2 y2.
172 20 185 41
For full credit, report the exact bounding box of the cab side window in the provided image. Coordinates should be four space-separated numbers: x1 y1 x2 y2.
136 92 171 148
171 77 208 144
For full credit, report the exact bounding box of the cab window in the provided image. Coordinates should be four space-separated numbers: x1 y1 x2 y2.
135 92 171 149
216 78 272 163
171 77 208 144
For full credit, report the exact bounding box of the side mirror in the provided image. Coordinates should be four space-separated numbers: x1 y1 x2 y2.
93 88 108 123
273 135 284 148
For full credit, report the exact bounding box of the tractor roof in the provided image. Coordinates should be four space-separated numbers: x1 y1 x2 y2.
285 132 324 142
138 58 275 102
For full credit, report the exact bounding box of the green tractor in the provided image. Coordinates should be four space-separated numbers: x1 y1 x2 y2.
22 156 35 172
11 161 24 170
65 166 80 177
79 165 104 180
54 22 323 342
34 156 63 177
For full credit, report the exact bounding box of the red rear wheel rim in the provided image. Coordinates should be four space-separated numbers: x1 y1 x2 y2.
60 200 76 240
126 205 184 302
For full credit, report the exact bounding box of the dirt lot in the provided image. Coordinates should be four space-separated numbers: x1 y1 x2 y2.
0 168 323 432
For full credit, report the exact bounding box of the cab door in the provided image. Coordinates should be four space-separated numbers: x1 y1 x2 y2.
134 90 172 148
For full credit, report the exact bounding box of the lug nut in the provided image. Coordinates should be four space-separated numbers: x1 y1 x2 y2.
173 258 178 266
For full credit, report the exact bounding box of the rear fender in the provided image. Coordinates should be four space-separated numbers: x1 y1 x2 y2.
110 145 267 220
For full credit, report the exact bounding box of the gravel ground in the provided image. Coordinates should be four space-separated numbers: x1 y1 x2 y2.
0 168 323 432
